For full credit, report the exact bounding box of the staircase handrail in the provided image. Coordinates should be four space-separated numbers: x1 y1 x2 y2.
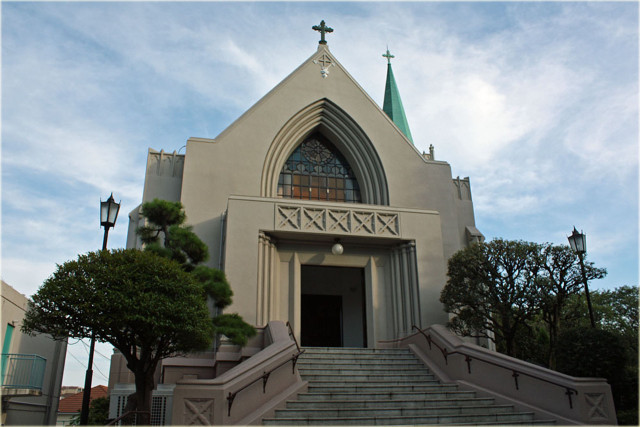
226 322 304 417
411 325 579 409
285 321 301 353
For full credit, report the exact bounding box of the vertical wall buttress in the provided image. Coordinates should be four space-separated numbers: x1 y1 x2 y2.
257 232 278 326
391 242 421 337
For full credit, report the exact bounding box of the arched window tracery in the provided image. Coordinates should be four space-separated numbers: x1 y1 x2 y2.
277 133 362 203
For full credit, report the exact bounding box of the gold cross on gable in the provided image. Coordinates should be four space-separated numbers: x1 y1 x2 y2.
383 48 395 64
312 20 334 44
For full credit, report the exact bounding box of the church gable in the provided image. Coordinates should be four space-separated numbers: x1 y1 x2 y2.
204 43 419 200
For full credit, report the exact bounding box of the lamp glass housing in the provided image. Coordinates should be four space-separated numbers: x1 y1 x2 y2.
568 228 586 254
100 194 121 228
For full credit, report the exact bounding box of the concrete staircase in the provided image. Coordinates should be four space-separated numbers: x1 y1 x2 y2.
263 347 556 425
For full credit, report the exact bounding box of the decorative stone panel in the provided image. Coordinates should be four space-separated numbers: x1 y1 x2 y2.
275 204 399 237
183 398 214 425
585 393 608 422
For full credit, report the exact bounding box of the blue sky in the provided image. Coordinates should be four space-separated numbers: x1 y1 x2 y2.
2 2 638 387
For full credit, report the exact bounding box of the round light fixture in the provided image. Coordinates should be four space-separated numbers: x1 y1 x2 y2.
331 239 344 255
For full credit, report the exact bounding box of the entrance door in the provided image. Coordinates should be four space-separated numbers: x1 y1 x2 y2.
300 265 367 347
301 295 343 347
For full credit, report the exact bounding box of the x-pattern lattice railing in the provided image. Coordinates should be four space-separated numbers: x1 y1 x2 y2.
276 204 399 236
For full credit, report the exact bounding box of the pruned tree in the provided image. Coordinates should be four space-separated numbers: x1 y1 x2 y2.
22 250 214 425
440 239 544 356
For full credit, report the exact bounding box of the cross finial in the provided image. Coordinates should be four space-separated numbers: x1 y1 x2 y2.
312 20 333 45
382 47 395 64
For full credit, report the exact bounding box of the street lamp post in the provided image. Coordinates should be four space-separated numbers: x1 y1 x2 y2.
567 227 596 329
79 194 120 425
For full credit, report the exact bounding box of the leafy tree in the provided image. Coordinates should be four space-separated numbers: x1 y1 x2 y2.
536 244 606 368
22 250 214 425
441 239 544 356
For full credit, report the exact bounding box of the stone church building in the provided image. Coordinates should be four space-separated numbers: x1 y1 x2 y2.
108 23 615 426
126 29 482 347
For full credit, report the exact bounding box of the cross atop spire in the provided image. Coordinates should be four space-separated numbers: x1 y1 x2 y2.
312 20 333 45
382 48 395 64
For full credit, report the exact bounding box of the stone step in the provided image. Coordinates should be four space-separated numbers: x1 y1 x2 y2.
274 404 518 419
301 347 411 354
298 364 429 375
300 349 415 358
263 411 537 425
265 347 555 425
307 383 456 393
299 357 424 364
296 390 477 401
300 373 436 382
286 397 497 409
297 360 425 369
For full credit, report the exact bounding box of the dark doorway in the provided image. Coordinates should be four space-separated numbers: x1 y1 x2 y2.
301 294 343 347
300 265 367 347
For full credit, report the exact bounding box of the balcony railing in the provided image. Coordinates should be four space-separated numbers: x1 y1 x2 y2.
1 354 46 390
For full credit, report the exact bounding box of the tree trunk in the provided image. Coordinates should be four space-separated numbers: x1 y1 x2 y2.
133 367 156 425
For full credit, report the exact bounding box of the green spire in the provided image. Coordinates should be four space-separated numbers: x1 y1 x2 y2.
382 48 413 144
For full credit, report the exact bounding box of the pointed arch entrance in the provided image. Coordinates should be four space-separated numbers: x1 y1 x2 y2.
261 99 389 205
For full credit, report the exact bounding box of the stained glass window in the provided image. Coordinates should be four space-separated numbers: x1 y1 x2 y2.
277 133 362 203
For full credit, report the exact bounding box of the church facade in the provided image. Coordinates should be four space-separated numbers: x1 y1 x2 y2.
126 27 483 348
110 24 618 426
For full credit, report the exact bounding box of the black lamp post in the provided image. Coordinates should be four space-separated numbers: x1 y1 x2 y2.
567 226 596 329
80 194 120 425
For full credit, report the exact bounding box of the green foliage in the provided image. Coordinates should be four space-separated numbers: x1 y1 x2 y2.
22 249 214 425
192 266 233 308
166 225 208 267
88 396 110 425
136 199 208 270
556 326 628 418
23 249 214 354
70 395 110 425
562 286 639 424
443 238 635 423
212 313 258 346
139 198 186 238
536 244 606 368
136 198 256 346
441 239 544 356
510 321 549 366
556 327 626 380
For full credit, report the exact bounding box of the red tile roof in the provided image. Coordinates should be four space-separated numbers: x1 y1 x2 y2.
58 385 109 413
